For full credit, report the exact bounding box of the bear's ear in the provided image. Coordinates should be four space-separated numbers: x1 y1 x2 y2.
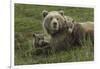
72 19 75 23
42 10 48 17
59 10 64 16
33 33 36 38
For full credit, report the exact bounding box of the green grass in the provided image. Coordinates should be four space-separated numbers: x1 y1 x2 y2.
14 3 94 65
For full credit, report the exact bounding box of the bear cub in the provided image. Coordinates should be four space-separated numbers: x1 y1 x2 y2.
33 32 51 55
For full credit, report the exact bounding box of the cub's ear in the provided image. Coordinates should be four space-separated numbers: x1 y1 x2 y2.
59 10 64 16
42 10 48 17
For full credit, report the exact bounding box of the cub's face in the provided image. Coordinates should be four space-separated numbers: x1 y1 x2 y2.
33 33 44 46
42 10 66 35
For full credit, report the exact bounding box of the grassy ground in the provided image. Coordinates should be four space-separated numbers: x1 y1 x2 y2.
14 3 94 65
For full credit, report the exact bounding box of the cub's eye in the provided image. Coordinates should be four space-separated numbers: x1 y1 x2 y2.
38 38 41 40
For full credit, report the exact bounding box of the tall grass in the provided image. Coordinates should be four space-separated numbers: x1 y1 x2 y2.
15 3 94 65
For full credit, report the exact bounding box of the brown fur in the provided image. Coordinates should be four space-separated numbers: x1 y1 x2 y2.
33 32 51 55
42 10 94 52
33 32 49 48
50 22 94 52
70 22 94 46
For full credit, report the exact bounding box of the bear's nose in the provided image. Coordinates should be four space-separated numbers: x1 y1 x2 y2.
53 22 57 28
53 22 57 25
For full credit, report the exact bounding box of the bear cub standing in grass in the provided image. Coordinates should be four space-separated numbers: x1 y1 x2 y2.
42 10 94 52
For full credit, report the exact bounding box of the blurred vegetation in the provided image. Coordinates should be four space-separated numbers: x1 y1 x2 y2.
14 3 94 65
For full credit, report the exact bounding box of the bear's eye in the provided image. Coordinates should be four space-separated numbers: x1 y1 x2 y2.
50 17 53 20
57 18 59 20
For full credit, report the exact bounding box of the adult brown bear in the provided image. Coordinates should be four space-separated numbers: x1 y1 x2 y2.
42 10 94 52
70 22 94 46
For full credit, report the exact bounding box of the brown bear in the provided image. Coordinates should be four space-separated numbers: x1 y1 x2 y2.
70 22 94 46
42 10 94 52
33 32 51 55
33 32 48 48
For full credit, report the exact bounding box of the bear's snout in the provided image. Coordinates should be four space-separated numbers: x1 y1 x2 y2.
51 18 59 31
38 40 44 46
53 22 57 28
51 22 59 30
